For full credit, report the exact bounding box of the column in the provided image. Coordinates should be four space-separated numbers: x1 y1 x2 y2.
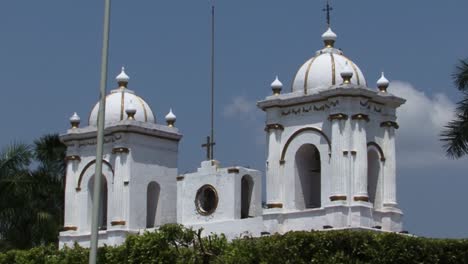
63 155 80 231
382 122 397 206
352 115 369 202
110 147 129 227
265 124 283 208
329 113 348 201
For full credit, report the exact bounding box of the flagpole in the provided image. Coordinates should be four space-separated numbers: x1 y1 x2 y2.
89 0 111 263
210 1 215 160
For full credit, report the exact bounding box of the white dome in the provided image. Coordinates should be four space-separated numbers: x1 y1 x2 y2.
88 88 155 126
291 28 367 93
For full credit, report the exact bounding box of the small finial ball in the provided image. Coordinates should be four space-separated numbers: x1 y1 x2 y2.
70 112 80 128
341 62 353 84
322 27 337 48
126 100 137 120
377 72 390 92
165 108 176 127
271 76 283 96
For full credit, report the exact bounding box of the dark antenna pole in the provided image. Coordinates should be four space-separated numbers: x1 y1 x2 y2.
210 1 216 160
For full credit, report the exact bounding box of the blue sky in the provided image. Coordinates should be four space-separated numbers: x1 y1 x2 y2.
0 1 467 238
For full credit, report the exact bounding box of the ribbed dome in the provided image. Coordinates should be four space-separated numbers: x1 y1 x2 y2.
291 28 367 93
88 68 155 127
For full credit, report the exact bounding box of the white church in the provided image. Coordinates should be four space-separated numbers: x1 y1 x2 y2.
59 26 406 247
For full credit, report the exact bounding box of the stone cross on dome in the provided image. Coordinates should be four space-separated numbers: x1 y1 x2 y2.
322 0 333 27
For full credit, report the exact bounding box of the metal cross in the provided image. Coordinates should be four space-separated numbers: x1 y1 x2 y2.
201 136 215 160
322 0 333 27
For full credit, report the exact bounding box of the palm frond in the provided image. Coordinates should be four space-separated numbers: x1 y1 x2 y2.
441 108 468 158
453 59 468 92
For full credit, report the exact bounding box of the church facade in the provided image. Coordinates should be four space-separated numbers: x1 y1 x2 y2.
59 27 405 248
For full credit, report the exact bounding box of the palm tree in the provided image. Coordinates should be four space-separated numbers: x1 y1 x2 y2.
441 59 468 158
0 134 66 250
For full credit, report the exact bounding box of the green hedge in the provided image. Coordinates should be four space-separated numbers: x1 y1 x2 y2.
1 224 468 264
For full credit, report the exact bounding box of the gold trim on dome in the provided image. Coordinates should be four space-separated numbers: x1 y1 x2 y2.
120 90 125 121
330 53 336 85
136 96 148 122
303 56 318 94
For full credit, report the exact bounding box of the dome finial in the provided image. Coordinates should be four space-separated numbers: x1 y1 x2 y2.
70 112 80 129
377 72 390 92
321 27 337 48
271 75 283 96
341 61 353 84
165 108 176 127
126 99 136 120
116 66 130 88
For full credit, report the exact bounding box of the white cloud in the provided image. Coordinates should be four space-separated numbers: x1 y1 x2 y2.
391 81 460 169
223 96 258 120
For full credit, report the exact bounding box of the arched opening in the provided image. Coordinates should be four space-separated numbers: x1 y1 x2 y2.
295 144 321 209
88 175 108 230
241 175 254 219
146 181 160 228
367 149 382 207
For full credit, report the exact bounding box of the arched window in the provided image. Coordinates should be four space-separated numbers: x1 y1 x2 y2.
146 181 160 228
295 144 321 209
88 175 108 230
368 149 382 208
241 175 254 219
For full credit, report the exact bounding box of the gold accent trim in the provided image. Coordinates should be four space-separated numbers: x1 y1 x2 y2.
351 114 370 122
227 168 240 174
120 90 125 121
304 56 318 94
328 113 348 121
65 155 81 162
380 121 399 129
136 96 148 122
279 127 332 162
343 151 349 155
176 176 185 181
354 196 369 202
266 203 283 209
330 53 336 85
195 184 219 216
112 147 129 154
77 160 114 190
111 220 126 226
265 123 284 132
367 142 386 162
75 187 81 192
330 195 347 201
350 151 357 155
63 226 78 231
279 160 285 165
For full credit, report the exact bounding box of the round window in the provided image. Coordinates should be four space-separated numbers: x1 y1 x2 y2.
195 185 218 215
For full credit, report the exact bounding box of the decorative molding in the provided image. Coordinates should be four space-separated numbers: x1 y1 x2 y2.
78 134 123 147
65 155 81 162
264 123 284 132
380 121 399 129
343 151 349 155
77 160 114 190
75 187 81 192
112 147 129 154
279 160 286 165
280 100 339 116
353 196 369 202
329 195 347 201
350 150 357 155
280 127 332 162
195 185 219 216
176 176 185 181
328 113 348 121
227 168 240 174
351 113 369 122
111 220 126 226
63 226 78 231
367 142 386 162
266 203 283 209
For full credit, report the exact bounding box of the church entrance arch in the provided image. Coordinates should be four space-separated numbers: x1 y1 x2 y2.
88 175 108 230
295 144 321 209
367 147 383 208
241 175 254 219
146 181 161 228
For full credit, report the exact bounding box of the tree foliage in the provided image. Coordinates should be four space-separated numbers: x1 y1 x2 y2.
441 58 468 158
1 225 468 264
0 134 66 251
